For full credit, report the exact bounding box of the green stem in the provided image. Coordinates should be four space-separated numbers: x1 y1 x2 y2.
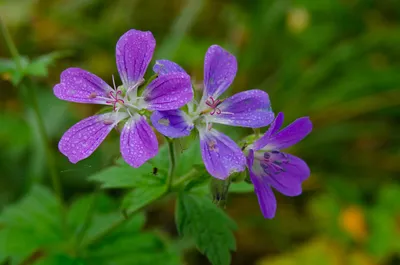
253 128 260 138
0 17 22 70
172 168 198 189
166 138 176 191
0 19 67 234
24 82 64 197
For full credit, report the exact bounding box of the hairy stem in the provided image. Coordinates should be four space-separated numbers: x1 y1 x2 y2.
172 168 198 189
166 138 176 191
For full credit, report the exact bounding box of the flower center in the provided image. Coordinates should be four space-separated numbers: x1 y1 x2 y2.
204 96 222 115
106 90 125 111
258 150 289 175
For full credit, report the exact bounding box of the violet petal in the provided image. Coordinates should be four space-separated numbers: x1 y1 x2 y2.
120 115 158 168
253 112 285 151
53 68 112 104
153 60 187 75
59 112 127 163
259 152 310 196
265 117 313 150
150 110 194 138
116 29 155 89
208 89 274 128
247 149 277 219
203 45 237 99
199 128 245 180
142 73 193 111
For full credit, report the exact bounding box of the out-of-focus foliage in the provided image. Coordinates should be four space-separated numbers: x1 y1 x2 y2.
0 0 399 264
0 185 179 265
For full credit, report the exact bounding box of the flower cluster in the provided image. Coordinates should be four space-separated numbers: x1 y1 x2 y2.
54 29 312 218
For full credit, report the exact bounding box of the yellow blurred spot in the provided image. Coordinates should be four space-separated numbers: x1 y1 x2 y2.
257 237 343 265
33 17 62 46
286 7 310 34
349 251 376 265
339 205 368 242
1 73 11 81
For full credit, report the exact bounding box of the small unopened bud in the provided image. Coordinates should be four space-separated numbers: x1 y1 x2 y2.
210 177 231 207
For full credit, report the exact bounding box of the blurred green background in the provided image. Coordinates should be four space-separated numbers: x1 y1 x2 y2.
1 0 400 264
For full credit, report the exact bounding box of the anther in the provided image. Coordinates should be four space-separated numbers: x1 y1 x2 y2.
205 96 222 116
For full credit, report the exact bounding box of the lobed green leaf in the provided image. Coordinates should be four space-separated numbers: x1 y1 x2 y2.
176 192 237 265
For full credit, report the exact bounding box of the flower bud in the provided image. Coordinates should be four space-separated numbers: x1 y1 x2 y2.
210 177 231 207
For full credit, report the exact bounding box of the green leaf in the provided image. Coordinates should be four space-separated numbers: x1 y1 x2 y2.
183 170 210 194
0 185 63 262
0 52 69 85
67 193 179 265
34 254 85 265
122 185 167 213
89 148 168 189
86 232 179 265
84 203 179 265
83 211 146 244
176 192 237 265
68 193 146 243
25 51 71 77
175 140 203 176
88 163 160 188
0 56 29 85
89 139 204 191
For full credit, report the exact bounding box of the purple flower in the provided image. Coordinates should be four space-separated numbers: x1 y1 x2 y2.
247 112 312 218
150 45 275 179
54 29 193 168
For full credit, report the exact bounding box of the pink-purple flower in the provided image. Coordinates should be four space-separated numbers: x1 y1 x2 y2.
54 29 193 168
151 45 275 179
247 112 312 218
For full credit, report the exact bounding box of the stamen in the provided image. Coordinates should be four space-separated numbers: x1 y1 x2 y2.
126 109 134 117
106 90 125 111
112 74 117 90
260 151 290 175
205 96 222 116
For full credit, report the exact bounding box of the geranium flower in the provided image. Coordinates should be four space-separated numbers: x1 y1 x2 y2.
151 45 274 179
54 29 192 167
247 112 312 218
